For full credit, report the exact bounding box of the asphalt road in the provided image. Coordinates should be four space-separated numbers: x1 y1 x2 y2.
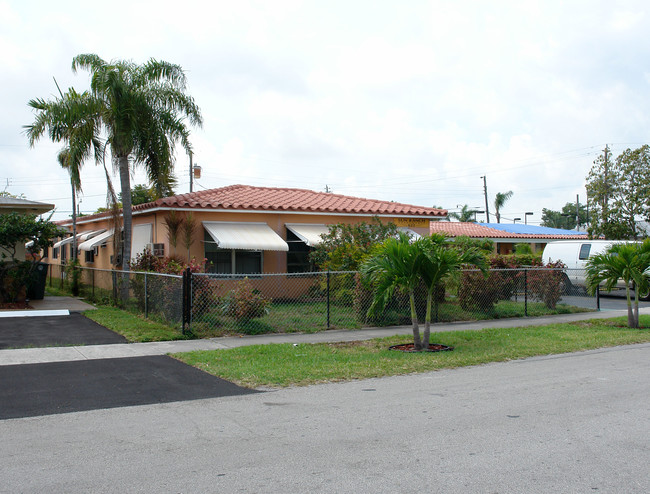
2 343 648 493
557 289 650 311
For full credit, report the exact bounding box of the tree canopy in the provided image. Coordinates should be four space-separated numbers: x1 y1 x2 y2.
70 54 202 270
448 204 478 222
310 217 399 271
540 202 588 230
586 145 650 239
494 191 513 223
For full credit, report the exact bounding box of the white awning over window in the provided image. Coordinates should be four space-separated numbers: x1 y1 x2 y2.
286 223 330 247
203 222 288 251
79 229 114 251
53 230 106 249
53 235 78 249
78 229 106 242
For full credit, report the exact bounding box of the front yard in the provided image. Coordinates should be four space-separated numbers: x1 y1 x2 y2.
173 317 650 388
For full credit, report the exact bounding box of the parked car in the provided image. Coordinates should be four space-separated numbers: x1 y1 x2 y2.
542 240 647 297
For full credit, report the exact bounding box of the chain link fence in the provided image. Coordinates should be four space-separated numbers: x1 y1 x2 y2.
48 264 183 326
47 265 599 337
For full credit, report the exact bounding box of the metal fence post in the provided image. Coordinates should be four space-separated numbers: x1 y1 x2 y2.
182 267 192 335
111 270 117 305
92 268 95 300
327 270 331 329
144 272 149 319
596 285 600 310
524 269 528 317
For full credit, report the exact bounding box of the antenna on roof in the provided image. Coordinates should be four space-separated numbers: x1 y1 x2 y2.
325 185 333 193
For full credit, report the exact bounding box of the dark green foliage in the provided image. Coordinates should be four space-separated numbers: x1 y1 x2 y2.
119 184 163 205
586 145 650 239
0 212 64 303
453 235 494 253
310 217 399 271
66 258 82 296
541 202 588 230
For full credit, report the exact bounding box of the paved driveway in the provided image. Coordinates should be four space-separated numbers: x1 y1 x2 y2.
0 313 126 349
0 355 258 420
0 313 257 420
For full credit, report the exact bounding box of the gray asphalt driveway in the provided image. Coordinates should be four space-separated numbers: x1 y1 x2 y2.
0 313 126 349
0 355 258 420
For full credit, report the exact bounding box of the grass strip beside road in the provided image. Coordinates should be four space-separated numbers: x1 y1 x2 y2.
173 316 650 388
84 307 185 342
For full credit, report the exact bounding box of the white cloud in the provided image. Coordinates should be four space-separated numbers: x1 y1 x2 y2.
1 0 650 223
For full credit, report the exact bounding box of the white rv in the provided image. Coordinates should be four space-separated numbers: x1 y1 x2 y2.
542 239 640 295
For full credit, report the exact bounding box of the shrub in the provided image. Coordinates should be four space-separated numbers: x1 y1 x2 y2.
66 258 81 296
458 270 502 312
221 278 271 322
527 261 565 309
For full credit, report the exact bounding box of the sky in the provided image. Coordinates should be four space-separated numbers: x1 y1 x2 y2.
1 0 649 223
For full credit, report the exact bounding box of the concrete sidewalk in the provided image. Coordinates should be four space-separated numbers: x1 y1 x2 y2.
1 307 646 366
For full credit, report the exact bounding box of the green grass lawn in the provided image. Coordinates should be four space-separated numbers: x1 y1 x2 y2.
84 306 186 342
173 316 650 388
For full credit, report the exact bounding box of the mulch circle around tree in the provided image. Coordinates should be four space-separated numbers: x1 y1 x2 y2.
389 343 454 353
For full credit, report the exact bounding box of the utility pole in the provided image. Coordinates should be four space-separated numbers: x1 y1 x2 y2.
603 145 609 229
576 194 580 229
189 152 194 193
481 176 490 223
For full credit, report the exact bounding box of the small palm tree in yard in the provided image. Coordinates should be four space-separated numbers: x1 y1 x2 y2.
361 233 488 351
586 241 650 328
361 233 426 349
418 234 487 348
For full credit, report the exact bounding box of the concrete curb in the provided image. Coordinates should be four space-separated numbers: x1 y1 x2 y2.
0 309 70 318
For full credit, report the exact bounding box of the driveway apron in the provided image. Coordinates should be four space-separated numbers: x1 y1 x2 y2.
0 313 257 420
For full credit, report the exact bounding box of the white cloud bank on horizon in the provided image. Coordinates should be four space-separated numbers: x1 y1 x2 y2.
1 0 649 222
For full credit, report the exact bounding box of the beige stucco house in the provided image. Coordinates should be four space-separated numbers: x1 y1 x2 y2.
48 184 447 274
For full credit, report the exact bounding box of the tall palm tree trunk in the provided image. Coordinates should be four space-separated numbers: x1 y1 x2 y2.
71 182 77 261
118 155 132 271
422 291 432 350
625 284 636 328
118 155 132 302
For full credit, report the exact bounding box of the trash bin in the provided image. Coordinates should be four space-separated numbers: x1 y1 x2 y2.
27 262 49 300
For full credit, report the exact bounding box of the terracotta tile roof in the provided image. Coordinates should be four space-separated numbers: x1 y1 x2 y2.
430 222 588 240
134 184 447 217
61 185 446 226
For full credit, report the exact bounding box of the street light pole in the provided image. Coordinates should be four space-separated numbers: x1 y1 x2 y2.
524 212 533 225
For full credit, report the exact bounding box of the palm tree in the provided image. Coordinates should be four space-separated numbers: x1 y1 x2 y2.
448 204 477 222
585 241 650 328
25 87 103 261
418 234 487 348
494 190 513 223
361 233 426 349
71 54 203 271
